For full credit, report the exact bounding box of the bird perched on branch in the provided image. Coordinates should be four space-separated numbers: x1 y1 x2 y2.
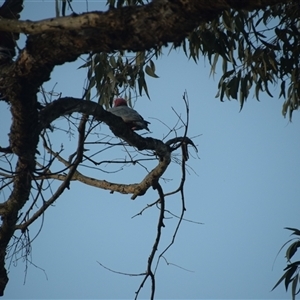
108 98 150 131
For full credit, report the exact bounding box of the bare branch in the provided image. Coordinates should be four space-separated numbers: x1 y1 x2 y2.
135 181 165 300
97 261 146 277
15 115 88 232
164 209 204 225
161 255 195 272
0 147 12 154
155 147 187 274
131 200 159 219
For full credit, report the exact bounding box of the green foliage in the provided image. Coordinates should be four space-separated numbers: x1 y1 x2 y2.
55 0 73 17
181 3 300 118
77 0 159 107
79 50 159 107
273 228 300 300
106 0 146 8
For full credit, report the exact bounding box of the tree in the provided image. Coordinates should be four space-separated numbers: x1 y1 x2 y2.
0 0 299 298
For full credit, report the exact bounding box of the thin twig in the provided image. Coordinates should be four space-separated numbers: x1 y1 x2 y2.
97 261 146 277
135 181 165 300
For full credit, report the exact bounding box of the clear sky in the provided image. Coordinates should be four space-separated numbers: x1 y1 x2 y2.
1 1 300 299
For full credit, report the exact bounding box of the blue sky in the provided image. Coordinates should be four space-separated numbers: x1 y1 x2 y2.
1 1 300 299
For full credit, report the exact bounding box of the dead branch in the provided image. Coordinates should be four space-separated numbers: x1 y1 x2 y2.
135 181 165 300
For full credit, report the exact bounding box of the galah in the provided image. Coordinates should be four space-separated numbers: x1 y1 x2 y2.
108 98 150 131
